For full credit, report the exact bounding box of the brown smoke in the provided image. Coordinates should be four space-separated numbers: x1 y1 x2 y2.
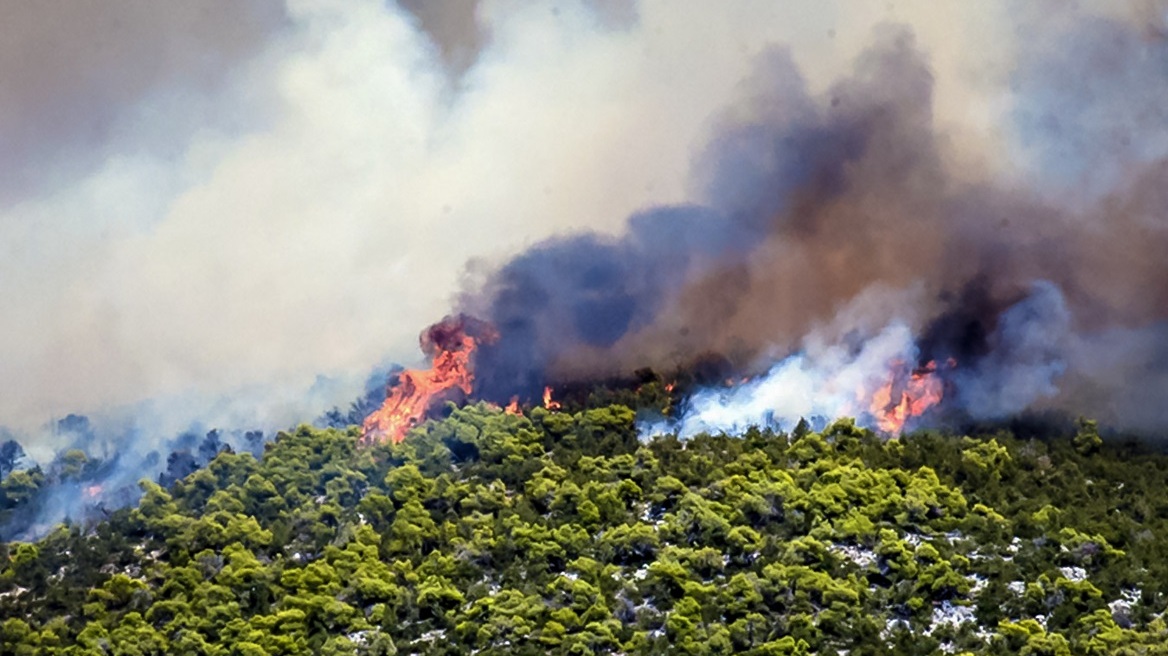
464 21 1168 433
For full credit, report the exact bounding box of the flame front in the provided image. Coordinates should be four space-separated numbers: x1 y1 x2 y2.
869 360 945 433
361 315 497 445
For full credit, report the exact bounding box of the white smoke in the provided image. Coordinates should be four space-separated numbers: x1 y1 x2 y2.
645 281 1082 440
0 1 1033 444
644 321 920 439
1 1 1160 536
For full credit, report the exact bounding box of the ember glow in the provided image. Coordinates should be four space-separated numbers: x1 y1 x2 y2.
361 315 497 445
869 360 947 434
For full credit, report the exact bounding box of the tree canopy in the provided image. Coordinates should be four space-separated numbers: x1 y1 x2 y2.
2 401 1168 655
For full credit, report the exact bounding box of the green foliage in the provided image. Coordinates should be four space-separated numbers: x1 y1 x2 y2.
1073 417 1103 456
2 403 1168 654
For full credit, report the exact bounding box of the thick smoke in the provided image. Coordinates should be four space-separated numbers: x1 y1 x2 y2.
952 282 1071 420
8 0 912 438
464 14 1168 435
13 0 997 535
0 1 288 204
3 2 1167 535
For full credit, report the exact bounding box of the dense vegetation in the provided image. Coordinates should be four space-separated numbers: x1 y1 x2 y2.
2 391 1168 654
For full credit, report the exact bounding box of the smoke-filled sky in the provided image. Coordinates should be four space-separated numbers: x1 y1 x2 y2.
2 1 1165 450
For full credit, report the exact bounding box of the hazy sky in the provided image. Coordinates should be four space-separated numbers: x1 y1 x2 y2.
0 1 1157 443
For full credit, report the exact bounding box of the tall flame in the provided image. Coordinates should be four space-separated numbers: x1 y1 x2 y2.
869 359 945 433
543 386 561 411
361 315 497 445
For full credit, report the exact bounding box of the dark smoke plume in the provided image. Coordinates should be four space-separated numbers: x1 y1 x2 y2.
461 21 1168 434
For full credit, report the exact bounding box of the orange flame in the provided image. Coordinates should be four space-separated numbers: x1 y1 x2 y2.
543 386 561 411
869 360 945 433
361 315 498 445
504 396 522 415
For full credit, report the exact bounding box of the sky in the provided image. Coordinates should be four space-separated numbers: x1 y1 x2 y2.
0 0 1161 453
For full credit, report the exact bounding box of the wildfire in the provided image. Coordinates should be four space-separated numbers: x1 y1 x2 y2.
543 386 561 411
869 360 946 433
504 396 522 415
361 315 498 445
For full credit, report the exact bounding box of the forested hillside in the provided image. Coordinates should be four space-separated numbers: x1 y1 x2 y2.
2 396 1168 655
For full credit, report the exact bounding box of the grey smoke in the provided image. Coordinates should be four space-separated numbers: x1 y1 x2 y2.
465 13 1168 434
0 0 288 204
2 1 1166 467
954 282 1071 420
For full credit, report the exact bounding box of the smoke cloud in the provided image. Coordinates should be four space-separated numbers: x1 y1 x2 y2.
3 0 1166 482
464 5 1168 435
1 1 1027 447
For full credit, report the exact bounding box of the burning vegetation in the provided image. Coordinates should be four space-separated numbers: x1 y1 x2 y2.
543 386 561 411
338 9 1168 447
361 313 960 443
869 359 949 434
8 6 1168 652
360 315 497 445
